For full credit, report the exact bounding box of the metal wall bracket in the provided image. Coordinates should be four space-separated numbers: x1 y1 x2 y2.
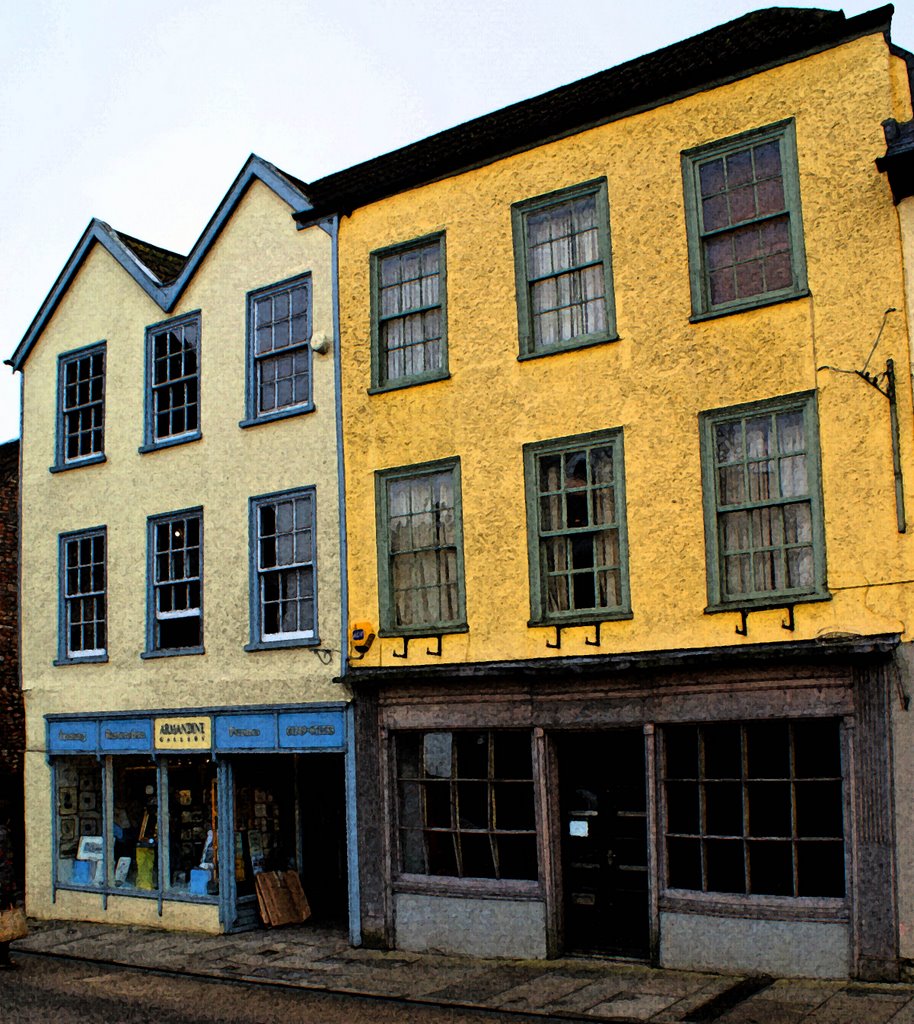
309 647 334 666
782 605 795 632
392 637 411 658
546 626 562 650
584 622 603 647
426 636 443 657
735 610 749 636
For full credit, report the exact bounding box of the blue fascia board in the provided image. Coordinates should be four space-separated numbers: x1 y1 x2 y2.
8 155 314 372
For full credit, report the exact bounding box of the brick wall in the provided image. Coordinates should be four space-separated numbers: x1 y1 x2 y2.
0 438 21 783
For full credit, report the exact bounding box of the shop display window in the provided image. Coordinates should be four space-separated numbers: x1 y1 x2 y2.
232 756 296 897
167 758 218 895
662 719 845 898
112 758 159 891
54 754 221 901
55 757 104 887
396 730 538 880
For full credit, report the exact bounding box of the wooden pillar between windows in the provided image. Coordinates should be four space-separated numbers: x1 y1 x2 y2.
852 661 899 980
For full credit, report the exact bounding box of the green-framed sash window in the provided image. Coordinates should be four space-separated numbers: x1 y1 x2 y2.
512 179 616 358
523 430 631 625
376 459 467 635
370 233 448 391
682 120 808 319
699 392 828 610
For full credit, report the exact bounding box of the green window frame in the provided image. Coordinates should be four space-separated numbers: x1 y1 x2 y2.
699 392 828 611
370 233 448 392
376 458 467 636
682 120 808 320
523 429 631 626
512 178 617 358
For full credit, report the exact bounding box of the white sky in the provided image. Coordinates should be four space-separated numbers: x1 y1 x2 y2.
2 0 912 446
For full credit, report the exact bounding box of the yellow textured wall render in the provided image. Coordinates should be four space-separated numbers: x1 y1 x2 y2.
20 180 342 924
338 33 914 668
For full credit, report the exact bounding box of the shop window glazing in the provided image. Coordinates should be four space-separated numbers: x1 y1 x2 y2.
167 758 218 894
663 719 845 898
396 731 538 881
112 758 159 891
54 754 220 900
55 758 104 887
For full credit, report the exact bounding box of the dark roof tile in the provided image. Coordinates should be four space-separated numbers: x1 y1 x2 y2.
302 5 893 217
114 231 186 285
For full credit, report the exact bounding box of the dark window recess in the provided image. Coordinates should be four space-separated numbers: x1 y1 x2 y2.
152 513 202 650
663 719 844 898
150 318 199 442
396 731 537 880
61 349 105 462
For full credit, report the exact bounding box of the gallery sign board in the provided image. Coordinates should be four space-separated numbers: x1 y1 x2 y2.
154 716 212 750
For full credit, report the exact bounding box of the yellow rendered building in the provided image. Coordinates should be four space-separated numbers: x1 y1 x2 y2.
9 158 359 937
314 6 914 978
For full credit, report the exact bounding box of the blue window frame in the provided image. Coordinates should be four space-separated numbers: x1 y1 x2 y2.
242 274 313 426
144 508 204 657
52 342 106 472
247 487 318 650
57 527 107 664
141 312 201 451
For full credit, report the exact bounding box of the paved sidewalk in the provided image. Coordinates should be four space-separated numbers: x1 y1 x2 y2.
11 918 914 1022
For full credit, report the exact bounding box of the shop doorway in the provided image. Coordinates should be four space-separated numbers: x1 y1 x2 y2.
557 730 649 959
227 753 348 930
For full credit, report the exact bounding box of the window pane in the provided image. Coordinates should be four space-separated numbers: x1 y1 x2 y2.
56 758 104 887
150 318 199 442
167 759 218 894
397 732 536 880
377 242 444 383
708 398 819 601
663 720 844 898
112 759 158 892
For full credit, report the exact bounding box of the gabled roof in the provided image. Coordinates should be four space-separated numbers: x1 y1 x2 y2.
299 5 894 220
8 155 313 371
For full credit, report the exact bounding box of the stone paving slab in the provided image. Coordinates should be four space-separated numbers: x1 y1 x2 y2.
652 977 746 1023
15 918 914 1024
587 992 681 1020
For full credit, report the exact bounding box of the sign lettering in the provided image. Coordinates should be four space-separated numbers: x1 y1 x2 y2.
154 717 211 750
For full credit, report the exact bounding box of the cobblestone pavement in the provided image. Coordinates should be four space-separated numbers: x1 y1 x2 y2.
11 919 914 1022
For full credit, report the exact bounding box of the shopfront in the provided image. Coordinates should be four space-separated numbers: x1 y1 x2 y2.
353 636 901 980
46 702 356 937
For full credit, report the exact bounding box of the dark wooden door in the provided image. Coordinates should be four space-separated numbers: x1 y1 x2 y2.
558 730 649 958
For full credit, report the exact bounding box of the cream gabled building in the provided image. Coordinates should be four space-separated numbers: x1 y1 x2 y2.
8 157 358 937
